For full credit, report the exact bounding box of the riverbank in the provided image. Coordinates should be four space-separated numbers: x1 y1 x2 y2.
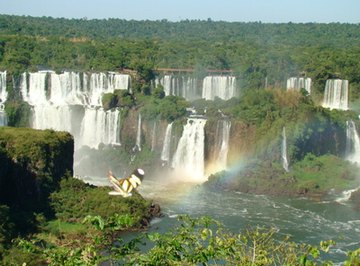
204 154 360 205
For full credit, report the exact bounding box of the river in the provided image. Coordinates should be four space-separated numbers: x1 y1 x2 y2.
82 176 360 264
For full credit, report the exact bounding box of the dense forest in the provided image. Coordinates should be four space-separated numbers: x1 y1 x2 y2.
1 14 360 103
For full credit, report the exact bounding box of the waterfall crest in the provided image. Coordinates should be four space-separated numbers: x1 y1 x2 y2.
156 75 237 101
20 71 128 150
322 79 349 110
286 77 311 94
346 120 360 164
171 118 207 182
202 76 237 100
156 75 200 101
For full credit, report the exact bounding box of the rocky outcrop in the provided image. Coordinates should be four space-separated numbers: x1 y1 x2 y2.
0 127 74 211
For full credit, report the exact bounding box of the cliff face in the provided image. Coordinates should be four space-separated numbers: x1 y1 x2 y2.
0 127 74 211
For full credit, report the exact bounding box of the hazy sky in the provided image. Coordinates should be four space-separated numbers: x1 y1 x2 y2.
0 0 359 23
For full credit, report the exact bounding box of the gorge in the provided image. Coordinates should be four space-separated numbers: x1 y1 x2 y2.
1 69 360 264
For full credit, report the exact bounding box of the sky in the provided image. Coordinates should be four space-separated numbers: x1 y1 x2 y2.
0 0 359 23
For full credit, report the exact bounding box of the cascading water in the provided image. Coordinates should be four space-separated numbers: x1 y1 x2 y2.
171 118 206 182
161 122 173 163
134 113 142 151
286 77 311 94
213 120 231 171
79 108 121 149
155 75 200 101
322 79 349 110
202 76 237 101
20 71 129 150
282 127 289 172
0 71 7 126
345 120 360 164
0 71 7 103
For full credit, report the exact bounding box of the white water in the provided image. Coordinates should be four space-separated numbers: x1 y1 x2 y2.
286 77 311 94
282 127 289 172
214 120 231 171
171 118 207 182
0 71 7 103
161 122 173 162
202 76 237 100
346 120 360 164
20 71 128 150
134 113 142 151
0 71 7 126
322 79 349 110
156 75 200 101
79 108 121 149
129 180 360 264
156 75 237 101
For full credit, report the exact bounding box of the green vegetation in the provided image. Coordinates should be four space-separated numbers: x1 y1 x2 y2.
206 154 360 199
1 15 360 101
2 215 360 265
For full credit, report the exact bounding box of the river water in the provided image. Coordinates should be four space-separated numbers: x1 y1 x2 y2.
82 176 360 264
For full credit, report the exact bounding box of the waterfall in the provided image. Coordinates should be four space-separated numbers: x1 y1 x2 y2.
134 113 142 151
202 76 237 100
322 79 349 110
0 71 7 126
156 75 200 101
282 127 289 172
20 71 128 150
214 120 231 171
21 72 49 105
171 118 206 182
79 108 121 149
0 71 7 103
161 122 173 162
346 120 360 164
286 77 311 94
0 109 7 126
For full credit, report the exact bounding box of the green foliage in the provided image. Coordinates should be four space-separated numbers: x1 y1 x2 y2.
4 101 31 127
292 154 360 193
50 177 151 227
102 90 135 110
140 94 188 122
1 15 360 100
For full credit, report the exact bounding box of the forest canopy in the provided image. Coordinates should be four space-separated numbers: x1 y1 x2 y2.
0 14 360 101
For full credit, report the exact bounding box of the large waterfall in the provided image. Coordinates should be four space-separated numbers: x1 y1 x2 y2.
161 122 173 163
0 71 7 126
155 75 200 101
20 71 130 149
346 121 360 164
202 76 237 101
171 118 207 182
286 77 311 94
156 75 237 101
322 79 349 110
282 127 289 172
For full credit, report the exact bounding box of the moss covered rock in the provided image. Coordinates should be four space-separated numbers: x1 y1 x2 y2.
0 127 74 211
